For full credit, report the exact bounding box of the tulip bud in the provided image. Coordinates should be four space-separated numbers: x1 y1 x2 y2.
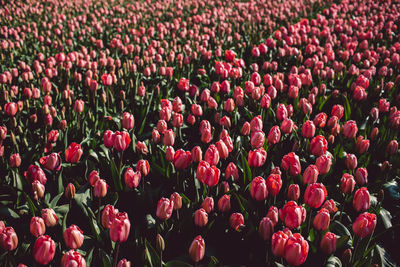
189 235 205 263
117 259 131 267
352 212 376 238
33 235 56 265
32 181 45 200
250 176 268 201
288 184 300 201
313 208 330 231
61 250 86 267
284 233 309 266
271 230 290 257
320 232 336 254
229 213 245 231
41 208 58 227
124 168 141 189
194 208 208 227
65 183 75 200
302 165 319 184
156 234 165 252
218 194 231 212
94 179 108 198
156 198 174 220
259 217 274 241
0 227 18 251
30 217 46 237
355 167 368 185
64 225 84 249
353 187 370 212
304 183 328 209
170 192 182 210
110 212 131 242
201 197 214 213
102 205 118 229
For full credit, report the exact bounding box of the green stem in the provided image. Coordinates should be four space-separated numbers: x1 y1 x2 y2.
352 236 359 264
113 242 120 267
307 209 313 234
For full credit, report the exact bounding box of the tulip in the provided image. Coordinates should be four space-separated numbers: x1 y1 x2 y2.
40 153 61 171
94 179 108 198
281 152 301 176
0 227 18 251
304 183 328 209
65 142 83 163
65 183 76 200
102 205 118 229
259 217 274 241
387 140 398 155
266 174 282 196
225 162 239 180
30 217 46 237
320 232 336 254
110 212 131 242
124 168 141 188
103 130 114 148
216 140 229 159
302 165 319 184
352 212 377 238
267 126 281 145
113 131 131 151
267 206 279 226
302 120 316 138
331 105 344 119
33 235 56 265
202 197 214 213
248 148 267 167
191 146 202 162
117 259 130 267
9 153 21 168
279 201 306 229
152 129 161 143
313 208 330 231
156 198 174 220
342 120 358 139
4 102 18 116
251 176 268 201
136 141 148 155
64 225 84 249
173 149 192 170
310 135 328 156
353 187 370 212
284 233 309 266
136 159 150 176
315 154 332 174
122 112 135 129
88 170 100 186
32 181 45 200
346 154 358 170
194 208 208 227
355 167 368 185
218 194 231 212
204 145 220 165
189 235 205 263
24 165 47 184
203 165 220 187
170 192 182 210
41 208 59 227
250 115 263 132
288 184 300 201
229 213 245 231
271 230 290 257
322 199 338 213
74 99 84 113
241 122 251 135
61 250 86 267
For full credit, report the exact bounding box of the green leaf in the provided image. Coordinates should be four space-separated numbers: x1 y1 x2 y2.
330 221 352 237
374 244 395 267
275 262 285 267
99 249 112 267
379 208 392 229
336 235 350 249
145 214 156 229
145 239 160 267
49 193 63 208
165 260 192 267
0 206 20 219
326 256 342 267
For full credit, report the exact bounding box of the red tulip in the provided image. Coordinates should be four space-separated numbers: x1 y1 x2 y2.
203 165 220 187
352 212 376 238
102 205 118 229
267 126 281 145
315 154 332 174
271 230 291 257
64 225 84 249
40 153 61 171
41 208 58 227
281 152 301 176
267 206 279 226
322 199 338 213
313 208 330 231
259 217 274 241
216 140 229 159
304 183 327 209
24 165 47 184
250 176 268 201
191 146 202 162
61 250 86 267
266 174 282 196
136 159 150 176
117 259 131 267
229 213 245 231
194 208 208 227
0 227 18 251
355 167 368 185
342 120 358 139
310 135 328 156
284 233 309 266
30 217 46 237
9 153 21 168
204 144 220 165
302 164 319 184
88 170 100 186
156 198 174 220
250 115 263 132
33 235 56 265
113 131 131 151
110 212 131 242
218 194 231 212
122 112 135 129
65 142 83 163
248 148 267 167
103 130 114 148
189 235 205 263
124 168 141 188
173 149 192 170
279 201 306 229
353 187 370 212
302 120 316 138
4 102 17 116
202 197 214 213
320 232 336 254
170 192 182 210
94 179 108 198
288 184 300 201
225 162 239 180
346 154 357 170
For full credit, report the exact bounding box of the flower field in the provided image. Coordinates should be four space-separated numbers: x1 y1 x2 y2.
0 0 399 266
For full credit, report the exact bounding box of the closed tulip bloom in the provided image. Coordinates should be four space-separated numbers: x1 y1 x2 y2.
32 181 45 200
40 153 61 171
355 167 368 185
152 129 161 143
41 208 59 227
267 126 281 145
250 131 265 149
310 135 328 156
353 187 370 212
65 183 76 200
204 145 220 165
284 233 309 266
88 170 100 186
113 131 131 151
117 259 131 267
271 230 290 257
387 140 398 155
202 197 214 213
230 213 245 231
122 112 135 129
196 161 210 183
267 206 279 226
65 142 83 163
64 225 84 249
191 146 202 162
266 174 282 196
125 168 141 188
315 154 332 174
170 192 182 210
259 217 274 241
250 115 263 132
281 152 301 176
110 212 131 242
194 208 208 227
30 217 46 237
61 250 86 267
204 166 220 187
9 153 21 168
0 227 18 251
302 120 316 138
250 176 268 201
136 141 148 155
173 149 192 170
248 148 267 167
356 136 369 154
304 183 328 209
216 140 229 159
225 162 239 180
353 212 377 238
73 100 84 113
241 122 251 135
102 205 118 229
322 199 338 213
279 201 306 229
320 232 336 254
313 208 330 231
4 102 18 116
156 198 174 220
136 159 150 176
340 173 355 194
342 120 358 139
25 165 47 185
218 194 231 212
302 165 319 184
331 105 344 119
103 130 114 148
94 179 108 198
33 235 56 265
346 154 358 170
288 184 300 201
163 129 175 146
189 235 205 263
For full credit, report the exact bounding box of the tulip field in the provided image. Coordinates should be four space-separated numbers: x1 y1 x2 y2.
1 0 400 266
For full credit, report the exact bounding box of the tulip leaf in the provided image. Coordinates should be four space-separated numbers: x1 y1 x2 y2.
274 262 285 267
145 239 160 267
326 256 342 267
336 235 350 249
145 214 156 229
379 208 392 229
374 244 396 267
165 260 192 267
330 221 351 237
49 192 63 208
0 206 20 219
